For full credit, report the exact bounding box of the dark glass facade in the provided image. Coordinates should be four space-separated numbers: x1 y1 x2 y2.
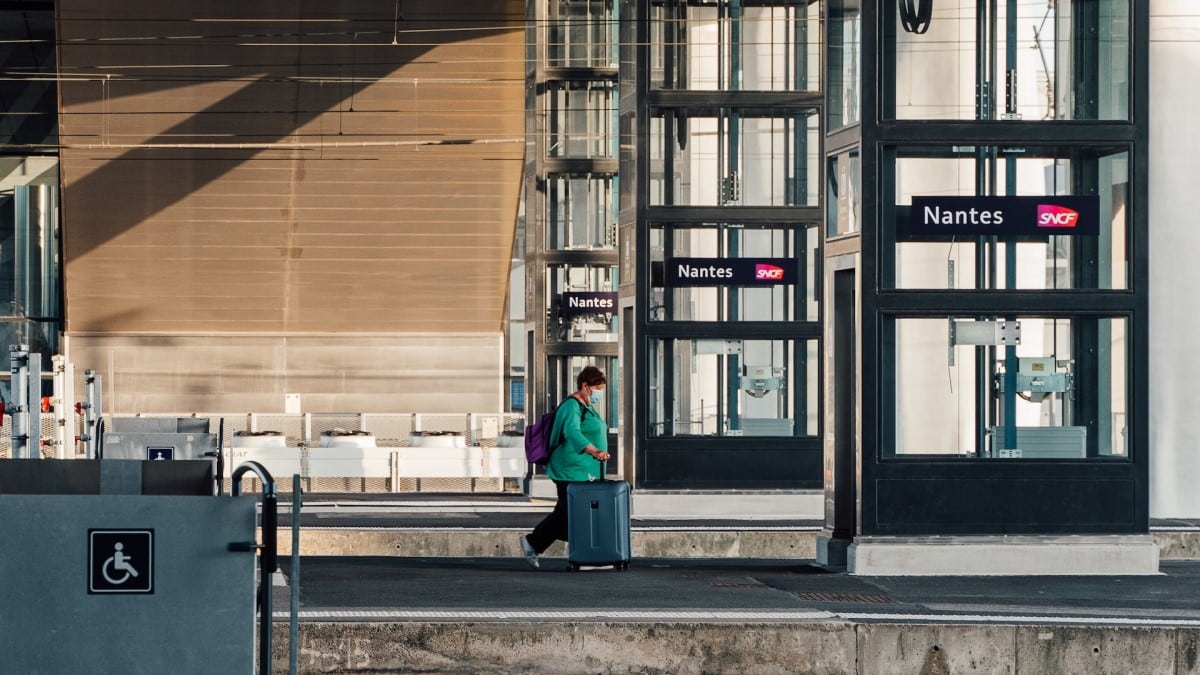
829 0 1148 536
622 0 824 489
0 2 61 362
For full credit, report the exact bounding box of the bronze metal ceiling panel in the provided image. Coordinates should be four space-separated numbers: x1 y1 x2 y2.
58 0 525 334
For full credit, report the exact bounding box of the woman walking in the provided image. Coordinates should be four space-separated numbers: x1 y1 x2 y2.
520 365 610 568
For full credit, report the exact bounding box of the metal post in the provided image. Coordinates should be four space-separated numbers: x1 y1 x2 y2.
81 369 102 459
27 354 40 458
231 462 277 675
290 473 301 675
51 355 74 459
9 345 29 459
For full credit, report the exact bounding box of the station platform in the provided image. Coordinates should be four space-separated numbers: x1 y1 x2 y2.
274 491 1200 561
263 492 1200 674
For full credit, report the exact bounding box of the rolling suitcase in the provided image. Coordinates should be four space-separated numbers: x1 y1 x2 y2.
566 467 631 571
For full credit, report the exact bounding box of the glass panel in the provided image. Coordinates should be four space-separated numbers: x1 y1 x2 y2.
647 338 818 437
649 223 818 322
649 0 821 92
0 321 57 372
826 149 860 237
890 0 1130 120
888 146 1129 290
547 173 618 250
546 264 619 343
619 0 638 96
546 355 619 429
619 112 635 210
0 5 57 146
0 157 60 367
649 109 819 206
0 158 60 319
547 81 617 158
827 0 861 128
548 0 618 69
889 316 1129 460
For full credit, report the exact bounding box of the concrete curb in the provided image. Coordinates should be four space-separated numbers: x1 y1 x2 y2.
271 621 1200 674
273 528 1200 561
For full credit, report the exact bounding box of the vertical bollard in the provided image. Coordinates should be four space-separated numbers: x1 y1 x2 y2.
290 474 301 675
260 486 277 675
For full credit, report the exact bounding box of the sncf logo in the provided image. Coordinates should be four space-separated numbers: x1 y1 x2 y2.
1037 204 1080 228
755 264 785 281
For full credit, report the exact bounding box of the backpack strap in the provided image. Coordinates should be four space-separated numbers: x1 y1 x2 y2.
553 396 589 451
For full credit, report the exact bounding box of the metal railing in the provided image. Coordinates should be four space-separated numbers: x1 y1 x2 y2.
0 412 529 495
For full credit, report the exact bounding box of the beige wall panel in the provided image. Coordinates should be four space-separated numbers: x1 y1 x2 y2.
294 163 518 183
59 0 523 412
68 334 503 414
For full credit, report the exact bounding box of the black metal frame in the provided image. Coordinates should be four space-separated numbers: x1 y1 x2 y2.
527 1 621 465
847 0 1149 535
626 0 825 490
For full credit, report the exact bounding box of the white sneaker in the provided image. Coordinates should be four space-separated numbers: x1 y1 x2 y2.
520 535 540 569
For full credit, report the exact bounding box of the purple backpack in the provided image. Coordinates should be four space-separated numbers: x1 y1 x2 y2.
524 399 585 465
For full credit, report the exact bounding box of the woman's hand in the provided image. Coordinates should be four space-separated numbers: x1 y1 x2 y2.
586 447 610 462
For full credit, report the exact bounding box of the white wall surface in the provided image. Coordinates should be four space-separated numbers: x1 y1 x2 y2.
1150 1 1200 517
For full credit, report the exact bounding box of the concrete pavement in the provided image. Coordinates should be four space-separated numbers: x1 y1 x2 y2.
270 556 1200 674
259 492 1200 674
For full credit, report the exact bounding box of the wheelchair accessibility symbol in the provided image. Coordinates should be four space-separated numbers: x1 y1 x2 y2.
89 529 154 594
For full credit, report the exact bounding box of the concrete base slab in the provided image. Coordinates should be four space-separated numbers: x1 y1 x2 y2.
529 479 824 519
633 491 823 519
277 528 820 559
816 534 851 569
848 535 1161 576
273 528 1200 561
271 621 1194 675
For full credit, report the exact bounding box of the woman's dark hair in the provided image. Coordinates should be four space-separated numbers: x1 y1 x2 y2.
577 365 607 389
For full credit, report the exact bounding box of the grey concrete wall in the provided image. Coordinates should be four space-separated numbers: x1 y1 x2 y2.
67 333 504 413
275 622 857 675
271 622 1200 674
278 528 1200 561
278 528 819 559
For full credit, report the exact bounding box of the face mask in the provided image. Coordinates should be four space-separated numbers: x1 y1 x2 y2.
588 389 604 405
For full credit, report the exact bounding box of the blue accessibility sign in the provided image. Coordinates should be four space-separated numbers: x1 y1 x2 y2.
88 529 154 594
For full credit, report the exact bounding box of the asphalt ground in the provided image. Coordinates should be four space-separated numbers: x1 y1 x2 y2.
269 492 1200 628
279 556 1200 628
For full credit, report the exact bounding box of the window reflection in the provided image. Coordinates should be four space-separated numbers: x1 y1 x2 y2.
648 338 817 437
546 264 619 343
890 0 1130 121
650 109 819 206
649 0 821 92
889 316 1128 460
547 173 618 250
649 222 818 322
548 81 616 158
0 158 60 358
828 0 861 128
548 0 617 69
888 146 1129 290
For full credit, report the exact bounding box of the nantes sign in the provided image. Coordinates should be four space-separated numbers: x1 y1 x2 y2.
908 196 1099 236
561 292 618 317
666 258 794 287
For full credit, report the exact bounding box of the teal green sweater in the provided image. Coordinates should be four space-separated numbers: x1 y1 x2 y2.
546 397 607 482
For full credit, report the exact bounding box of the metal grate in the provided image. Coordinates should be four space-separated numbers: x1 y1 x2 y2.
361 414 414 447
249 413 305 446
790 592 895 604
414 413 469 435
